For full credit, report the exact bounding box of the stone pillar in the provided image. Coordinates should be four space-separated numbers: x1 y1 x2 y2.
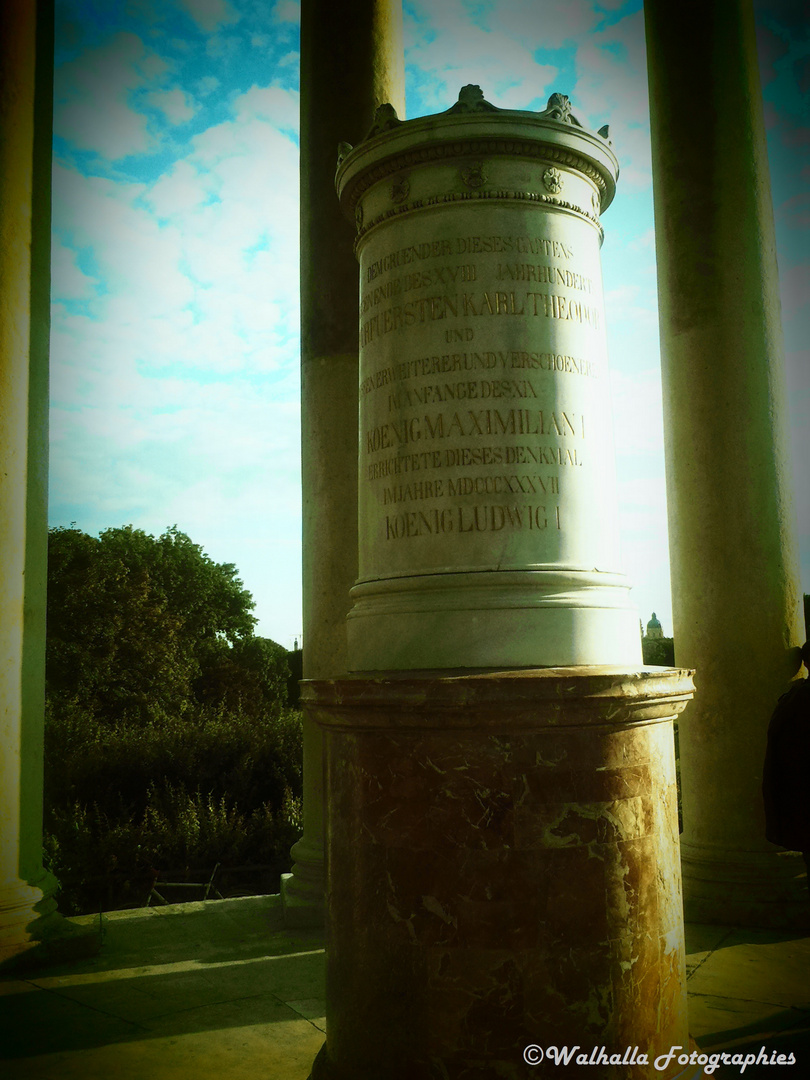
0 0 90 969
645 0 807 927
281 0 405 925
308 88 695 1078
308 669 694 1080
337 87 641 670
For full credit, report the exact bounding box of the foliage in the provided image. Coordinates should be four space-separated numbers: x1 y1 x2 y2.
43 524 303 915
642 636 675 666
43 702 304 915
46 524 259 723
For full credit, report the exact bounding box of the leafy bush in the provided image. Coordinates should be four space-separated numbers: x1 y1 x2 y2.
42 524 304 915
43 704 304 915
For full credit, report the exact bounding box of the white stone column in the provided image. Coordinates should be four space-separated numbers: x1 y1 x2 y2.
0 0 64 967
337 88 641 671
645 0 807 926
281 0 405 926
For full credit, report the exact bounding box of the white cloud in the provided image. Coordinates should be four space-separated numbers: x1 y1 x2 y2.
54 32 164 159
610 365 666 459
176 0 240 33
143 159 212 218
51 72 301 382
145 87 198 124
50 239 98 301
196 75 221 96
572 9 652 189
49 75 305 644
231 84 298 129
780 261 810 315
273 1 300 24
405 0 567 113
49 368 303 645
487 0 602 48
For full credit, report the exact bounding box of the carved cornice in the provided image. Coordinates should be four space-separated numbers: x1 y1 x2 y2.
343 138 608 209
353 187 604 251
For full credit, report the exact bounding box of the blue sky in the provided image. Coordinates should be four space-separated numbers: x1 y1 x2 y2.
50 0 809 649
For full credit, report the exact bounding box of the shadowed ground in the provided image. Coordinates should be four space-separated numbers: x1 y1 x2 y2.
1 895 808 1078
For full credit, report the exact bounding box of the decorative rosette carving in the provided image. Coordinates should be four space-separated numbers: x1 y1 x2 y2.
460 162 487 189
391 176 410 204
542 167 564 193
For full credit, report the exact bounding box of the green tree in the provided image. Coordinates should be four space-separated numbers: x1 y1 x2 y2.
194 635 292 718
641 636 675 666
46 524 259 723
43 525 303 912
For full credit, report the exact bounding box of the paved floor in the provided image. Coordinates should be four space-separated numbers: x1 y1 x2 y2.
683 923 810 1077
0 897 325 1080
1 897 809 1078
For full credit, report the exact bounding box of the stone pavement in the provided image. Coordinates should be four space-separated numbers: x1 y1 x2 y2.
0 896 325 1079
1 895 809 1078
684 923 810 1077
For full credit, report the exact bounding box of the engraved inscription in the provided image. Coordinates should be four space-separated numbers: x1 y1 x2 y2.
496 264 593 291
358 220 607 561
366 235 574 282
387 378 537 411
365 409 585 455
384 503 562 540
367 445 575 481
360 351 598 396
381 473 560 504
360 233 602 348
360 265 477 315
360 289 601 345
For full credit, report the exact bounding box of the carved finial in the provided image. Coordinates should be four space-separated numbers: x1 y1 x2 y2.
548 93 571 120
446 84 499 114
336 141 353 170
459 84 484 106
365 102 403 140
597 124 612 143
539 92 584 127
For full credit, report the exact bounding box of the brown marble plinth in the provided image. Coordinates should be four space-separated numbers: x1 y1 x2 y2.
306 667 694 1080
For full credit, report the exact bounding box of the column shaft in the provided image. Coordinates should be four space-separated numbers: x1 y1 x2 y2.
282 0 405 924
0 0 58 966
644 0 807 925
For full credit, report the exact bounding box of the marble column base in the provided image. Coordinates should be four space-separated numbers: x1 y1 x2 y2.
280 835 326 929
682 842 810 930
306 667 695 1079
0 872 99 971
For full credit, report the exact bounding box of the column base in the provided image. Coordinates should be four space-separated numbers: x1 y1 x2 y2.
348 570 643 669
281 836 325 929
681 842 810 930
306 666 696 1079
0 873 100 971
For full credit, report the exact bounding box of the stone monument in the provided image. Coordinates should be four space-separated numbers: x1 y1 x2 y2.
336 85 641 670
307 89 694 1080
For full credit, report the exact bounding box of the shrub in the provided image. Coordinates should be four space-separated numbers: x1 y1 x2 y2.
43 703 304 914
42 524 304 915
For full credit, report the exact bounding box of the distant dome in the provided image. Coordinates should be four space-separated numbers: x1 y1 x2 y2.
646 612 664 639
